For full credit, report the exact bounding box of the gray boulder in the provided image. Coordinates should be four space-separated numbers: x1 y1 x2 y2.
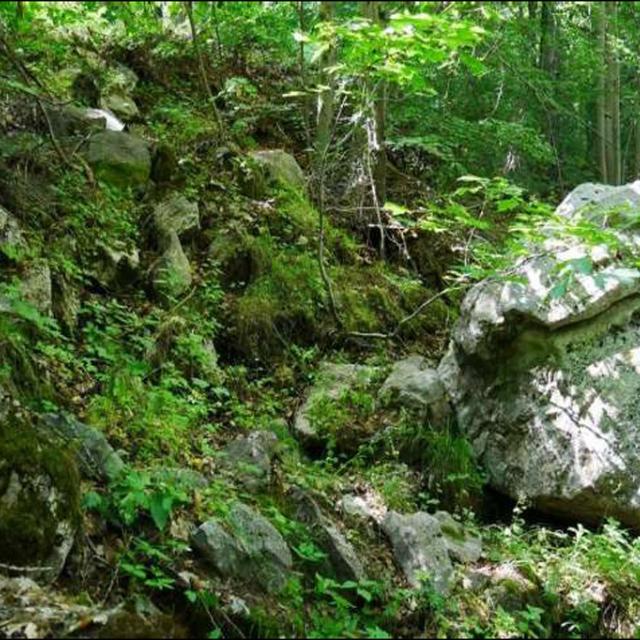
48 104 123 138
152 231 192 300
290 487 365 582
100 91 140 120
221 431 279 492
0 206 25 257
248 149 306 192
154 194 200 246
191 502 292 592
52 275 81 334
440 180 640 527
340 491 388 525
293 362 377 447
381 510 452 593
433 511 482 564
379 355 451 423
40 413 125 482
0 576 186 638
0 422 81 583
94 241 140 288
85 131 151 188
21 261 52 315
463 563 541 613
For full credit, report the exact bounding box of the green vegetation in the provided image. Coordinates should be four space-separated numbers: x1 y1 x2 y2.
1 1 640 638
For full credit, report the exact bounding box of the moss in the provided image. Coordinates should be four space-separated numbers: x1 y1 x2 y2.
0 417 81 567
337 264 451 337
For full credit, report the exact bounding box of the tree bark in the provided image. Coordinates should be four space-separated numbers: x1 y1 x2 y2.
539 1 562 184
313 0 336 181
362 1 387 205
594 2 608 182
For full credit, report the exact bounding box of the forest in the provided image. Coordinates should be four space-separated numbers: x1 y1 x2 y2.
3 1 640 638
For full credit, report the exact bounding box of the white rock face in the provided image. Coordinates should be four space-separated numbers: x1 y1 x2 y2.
440 181 640 526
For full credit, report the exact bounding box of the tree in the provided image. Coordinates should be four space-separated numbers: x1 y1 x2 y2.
594 1 621 184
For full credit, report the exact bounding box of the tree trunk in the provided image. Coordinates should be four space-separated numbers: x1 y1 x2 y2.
608 1 621 184
539 1 562 184
313 1 336 181
594 2 608 182
362 1 387 205
186 1 224 135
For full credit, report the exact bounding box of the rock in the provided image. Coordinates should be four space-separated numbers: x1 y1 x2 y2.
154 194 200 246
87 108 125 132
85 131 151 188
152 232 192 300
463 563 540 613
381 511 452 593
52 275 81 334
0 577 188 638
0 205 25 257
151 467 207 490
21 260 52 315
290 487 365 582
293 362 378 447
0 420 81 583
94 241 140 288
48 105 124 138
40 413 125 482
106 64 139 94
100 91 140 120
433 511 482 564
379 355 451 422
439 180 640 527
191 502 292 592
248 149 306 192
340 491 388 525
98 64 140 121
221 431 279 492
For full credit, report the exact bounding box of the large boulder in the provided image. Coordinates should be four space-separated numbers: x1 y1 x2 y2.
0 206 25 258
381 510 453 593
48 105 124 137
293 362 378 448
248 150 306 193
433 511 482 564
0 420 81 583
379 355 451 423
153 194 200 246
20 260 52 316
152 232 192 301
100 91 140 120
440 180 640 527
290 486 365 582
85 131 151 188
191 502 292 593
220 431 279 492
40 413 125 483
0 577 188 638
93 241 140 289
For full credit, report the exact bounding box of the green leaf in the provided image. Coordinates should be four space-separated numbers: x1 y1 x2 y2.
149 492 174 531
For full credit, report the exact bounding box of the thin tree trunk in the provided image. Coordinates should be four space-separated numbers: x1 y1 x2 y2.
362 1 387 205
609 1 621 183
313 0 336 180
185 1 224 135
594 2 608 182
602 1 621 185
539 1 562 185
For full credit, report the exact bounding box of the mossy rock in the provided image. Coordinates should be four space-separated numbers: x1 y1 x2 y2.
0 418 81 582
85 131 151 188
